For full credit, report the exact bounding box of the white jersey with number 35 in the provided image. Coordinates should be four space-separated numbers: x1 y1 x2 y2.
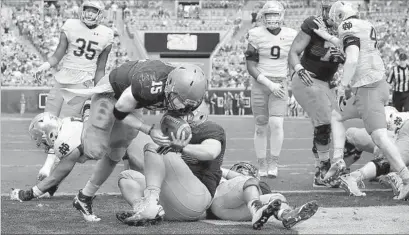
247 26 297 78
338 18 385 87
61 19 114 73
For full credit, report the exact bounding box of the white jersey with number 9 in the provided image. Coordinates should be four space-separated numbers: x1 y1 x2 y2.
61 19 114 74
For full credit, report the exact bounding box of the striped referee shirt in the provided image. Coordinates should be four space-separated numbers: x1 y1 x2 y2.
387 65 409 92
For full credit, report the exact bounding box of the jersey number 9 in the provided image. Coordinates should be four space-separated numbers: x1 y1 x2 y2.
73 38 99 60
270 46 281 59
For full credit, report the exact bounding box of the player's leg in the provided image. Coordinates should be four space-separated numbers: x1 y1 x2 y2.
210 176 282 230
58 80 94 119
266 79 288 178
251 82 270 177
343 127 374 167
359 80 409 200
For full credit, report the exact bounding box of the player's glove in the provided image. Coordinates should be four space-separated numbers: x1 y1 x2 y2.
295 64 314 86
267 81 286 98
329 47 346 64
10 188 35 202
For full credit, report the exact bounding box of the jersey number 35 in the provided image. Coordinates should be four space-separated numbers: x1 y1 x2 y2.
73 38 99 60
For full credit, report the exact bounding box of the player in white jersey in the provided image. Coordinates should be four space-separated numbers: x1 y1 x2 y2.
335 107 409 198
312 1 409 200
245 1 297 178
33 1 114 185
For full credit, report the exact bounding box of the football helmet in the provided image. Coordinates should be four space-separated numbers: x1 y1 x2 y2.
230 162 260 179
258 1 285 30
80 1 104 26
328 1 359 28
28 112 62 149
165 64 208 115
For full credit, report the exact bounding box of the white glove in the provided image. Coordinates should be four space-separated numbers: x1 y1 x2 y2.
33 62 51 83
268 81 286 98
37 166 51 181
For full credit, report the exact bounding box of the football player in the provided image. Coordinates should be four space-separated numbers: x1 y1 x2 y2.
337 106 409 198
209 162 319 230
10 104 91 202
116 108 226 226
69 60 208 222
245 1 297 178
312 1 409 200
288 0 345 187
34 1 114 184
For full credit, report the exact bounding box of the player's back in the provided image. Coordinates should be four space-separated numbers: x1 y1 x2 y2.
54 117 83 161
61 19 114 73
338 18 385 86
247 26 297 78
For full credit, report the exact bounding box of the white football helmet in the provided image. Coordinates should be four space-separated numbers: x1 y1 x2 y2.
328 1 359 28
258 1 285 30
80 1 104 26
28 112 62 149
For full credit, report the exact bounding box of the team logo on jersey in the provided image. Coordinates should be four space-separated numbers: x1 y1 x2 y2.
394 116 403 127
59 143 70 156
342 22 353 30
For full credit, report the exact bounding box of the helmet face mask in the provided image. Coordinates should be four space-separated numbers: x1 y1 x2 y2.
328 1 359 29
260 1 285 30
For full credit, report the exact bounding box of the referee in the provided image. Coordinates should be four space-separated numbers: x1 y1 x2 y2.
387 53 409 111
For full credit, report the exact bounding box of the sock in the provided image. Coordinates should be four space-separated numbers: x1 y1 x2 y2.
276 202 291 220
317 150 330 162
82 181 100 197
247 199 261 216
333 148 344 162
144 186 161 201
350 170 364 180
32 186 44 197
398 167 409 184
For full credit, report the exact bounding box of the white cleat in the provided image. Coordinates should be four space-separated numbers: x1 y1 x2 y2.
379 172 403 197
323 159 346 182
339 174 366 197
258 158 268 177
266 156 278 178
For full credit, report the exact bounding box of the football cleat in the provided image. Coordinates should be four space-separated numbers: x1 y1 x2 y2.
73 190 101 222
379 172 403 197
313 160 331 187
281 201 319 229
258 158 268 177
118 197 165 226
323 159 347 182
266 156 278 178
252 199 282 230
395 181 409 201
339 174 366 197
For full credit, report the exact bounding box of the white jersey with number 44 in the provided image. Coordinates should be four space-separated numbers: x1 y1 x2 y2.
61 19 114 73
338 18 385 87
247 26 297 78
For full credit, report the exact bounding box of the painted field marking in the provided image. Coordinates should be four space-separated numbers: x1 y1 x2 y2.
1 148 314 152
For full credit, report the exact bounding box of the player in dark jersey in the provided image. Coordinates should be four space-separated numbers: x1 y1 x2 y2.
288 0 345 187
72 59 208 222
115 107 226 225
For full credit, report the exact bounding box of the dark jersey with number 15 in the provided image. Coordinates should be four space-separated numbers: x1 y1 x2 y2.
300 16 340 82
109 60 175 110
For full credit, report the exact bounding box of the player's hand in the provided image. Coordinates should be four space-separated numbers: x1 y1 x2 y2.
267 82 286 98
149 129 170 146
297 69 314 86
33 69 44 84
169 131 192 153
37 166 51 181
329 47 346 64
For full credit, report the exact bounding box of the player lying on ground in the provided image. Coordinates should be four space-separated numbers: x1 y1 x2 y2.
34 1 113 183
288 0 345 187
311 1 409 200
10 103 91 201
61 60 208 222
337 107 409 198
209 162 319 230
116 110 228 226
245 1 297 178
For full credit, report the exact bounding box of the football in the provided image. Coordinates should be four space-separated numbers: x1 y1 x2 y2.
160 114 192 140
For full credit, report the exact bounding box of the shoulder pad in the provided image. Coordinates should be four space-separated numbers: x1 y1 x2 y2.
247 27 263 49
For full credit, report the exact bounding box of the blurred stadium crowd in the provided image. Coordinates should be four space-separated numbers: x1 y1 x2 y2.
1 0 408 115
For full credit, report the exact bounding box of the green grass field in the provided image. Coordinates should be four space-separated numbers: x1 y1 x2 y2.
2 115 409 234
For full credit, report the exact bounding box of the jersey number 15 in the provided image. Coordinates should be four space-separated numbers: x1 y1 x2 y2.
73 38 99 60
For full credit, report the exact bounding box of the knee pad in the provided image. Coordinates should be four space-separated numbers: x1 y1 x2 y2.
242 177 260 192
255 124 268 136
255 115 269 125
371 158 391 177
344 139 362 161
90 93 116 130
143 143 158 154
314 124 331 145
118 169 144 182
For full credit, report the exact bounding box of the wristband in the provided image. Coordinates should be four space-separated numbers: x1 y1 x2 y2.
294 64 304 73
147 124 155 135
38 62 51 72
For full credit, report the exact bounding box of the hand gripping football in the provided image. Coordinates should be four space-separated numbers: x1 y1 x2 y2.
160 114 192 140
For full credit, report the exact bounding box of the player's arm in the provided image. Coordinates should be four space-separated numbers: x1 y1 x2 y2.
93 45 112 85
288 31 314 85
386 68 395 84
245 44 273 89
182 138 222 161
221 167 244 180
113 86 153 135
10 149 80 202
340 36 360 86
35 32 68 76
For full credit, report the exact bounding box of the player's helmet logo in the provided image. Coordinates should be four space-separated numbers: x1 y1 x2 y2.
28 112 62 150
258 1 285 30
80 1 104 26
165 64 208 116
328 1 359 28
